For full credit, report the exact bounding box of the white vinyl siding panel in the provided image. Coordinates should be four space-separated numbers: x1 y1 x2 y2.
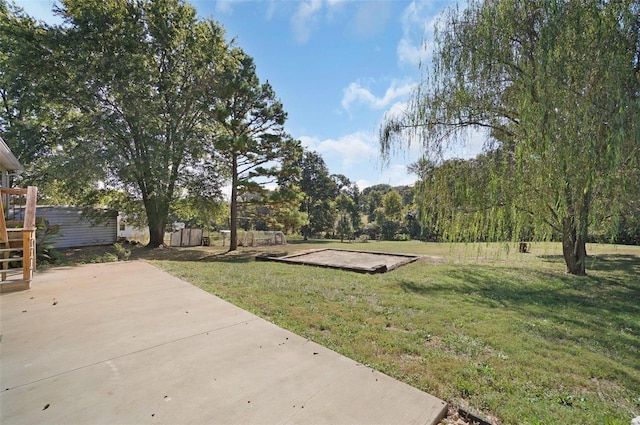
37 207 117 249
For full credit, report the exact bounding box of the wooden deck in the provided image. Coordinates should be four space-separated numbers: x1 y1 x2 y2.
0 186 37 293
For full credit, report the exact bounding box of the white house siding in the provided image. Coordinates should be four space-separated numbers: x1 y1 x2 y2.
0 137 24 203
117 216 149 241
37 207 117 248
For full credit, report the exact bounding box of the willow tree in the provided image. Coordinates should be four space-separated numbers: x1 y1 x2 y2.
381 0 640 274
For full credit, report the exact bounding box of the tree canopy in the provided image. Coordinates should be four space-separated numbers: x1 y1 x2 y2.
289 151 337 239
2 0 306 248
1 0 232 246
0 1 55 165
381 0 640 274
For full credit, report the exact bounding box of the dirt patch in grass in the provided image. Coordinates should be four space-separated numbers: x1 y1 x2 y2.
259 248 421 273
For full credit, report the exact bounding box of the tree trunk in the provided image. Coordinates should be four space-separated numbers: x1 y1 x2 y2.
561 216 587 275
145 196 169 248
147 210 166 248
148 222 165 248
229 154 238 252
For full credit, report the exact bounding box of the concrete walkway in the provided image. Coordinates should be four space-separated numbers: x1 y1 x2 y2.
0 261 447 424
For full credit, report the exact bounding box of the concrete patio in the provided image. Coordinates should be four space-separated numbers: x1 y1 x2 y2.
0 261 447 424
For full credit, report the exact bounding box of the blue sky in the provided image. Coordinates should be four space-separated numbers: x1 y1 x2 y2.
15 0 484 189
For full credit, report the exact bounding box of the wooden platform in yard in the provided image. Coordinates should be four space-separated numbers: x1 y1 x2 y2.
257 248 421 273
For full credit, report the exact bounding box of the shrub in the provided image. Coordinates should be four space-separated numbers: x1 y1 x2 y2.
35 217 63 264
91 252 118 263
112 243 131 261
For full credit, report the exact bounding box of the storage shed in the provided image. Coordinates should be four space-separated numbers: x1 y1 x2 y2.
36 206 117 248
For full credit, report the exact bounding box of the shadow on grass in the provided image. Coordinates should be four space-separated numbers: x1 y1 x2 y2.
129 246 214 262
539 253 640 274
398 260 640 385
124 239 342 264
287 239 336 245
196 250 289 263
538 254 640 293
400 261 639 323
129 245 295 264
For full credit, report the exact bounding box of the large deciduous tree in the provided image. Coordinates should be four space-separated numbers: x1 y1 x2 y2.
381 0 640 274
27 0 230 247
212 48 301 251
289 151 337 239
0 2 54 166
375 190 403 240
360 184 392 221
334 194 355 243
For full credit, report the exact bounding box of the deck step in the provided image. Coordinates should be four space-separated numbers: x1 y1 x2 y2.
0 279 31 293
0 257 23 263
0 267 25 275
0 254 23 260
0 247 23 253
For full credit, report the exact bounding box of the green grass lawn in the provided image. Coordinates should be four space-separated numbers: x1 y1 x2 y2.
134 240 639 425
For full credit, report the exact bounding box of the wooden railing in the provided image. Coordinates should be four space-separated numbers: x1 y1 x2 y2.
0 186 37 293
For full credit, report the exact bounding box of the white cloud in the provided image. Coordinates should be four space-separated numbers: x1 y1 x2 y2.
299 135 320 151
397 38 431 67
378 163 418 187
378 100 425 159
299 129 431 189
356 179 373 190
298 132 378 171
289 0 349 43
397 1 440 66
291 0 323 43
443 127 487 159
357 163 419 190
215 0 234 14
318 133 377 168
385 100 410 120
342 80 416 111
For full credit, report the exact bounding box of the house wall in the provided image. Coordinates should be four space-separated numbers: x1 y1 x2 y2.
1 165 7 189
0 137 24 201
37 206 117 249
117 224 150 241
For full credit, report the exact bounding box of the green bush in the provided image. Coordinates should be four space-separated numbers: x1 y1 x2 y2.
112 243 131 261
35 217 63 264
91 252 118 263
